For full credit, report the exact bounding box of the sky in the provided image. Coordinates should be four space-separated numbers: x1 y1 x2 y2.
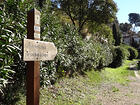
114 0 140 23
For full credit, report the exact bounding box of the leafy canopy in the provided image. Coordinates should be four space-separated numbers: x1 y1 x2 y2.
128 13 140 27
119 23 132 33
52 0 117 32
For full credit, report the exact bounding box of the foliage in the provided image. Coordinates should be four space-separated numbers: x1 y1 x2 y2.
122 44 138 60
0 0 35 104
120 45 130 60
40 8 113 85
128 13 140 26
128 47 138 60
105 60 134 84
51 0 117 32
109 46 127 68
112 19 122 46
128 13 140 31
119 23 132 32
0 0 25 91
87 23 114 44
120 44 130 57
95 42 113 69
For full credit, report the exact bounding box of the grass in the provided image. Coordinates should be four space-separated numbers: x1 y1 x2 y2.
111 86 119 92
16 60 136 105
103 60 135 85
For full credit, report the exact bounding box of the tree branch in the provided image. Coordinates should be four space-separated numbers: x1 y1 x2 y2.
66 6 76 26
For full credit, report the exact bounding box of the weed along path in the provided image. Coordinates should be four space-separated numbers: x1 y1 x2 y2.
17 60 140 105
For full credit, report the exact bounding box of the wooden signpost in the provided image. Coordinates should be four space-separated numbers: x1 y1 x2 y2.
23 9 57 105
23 39 57 61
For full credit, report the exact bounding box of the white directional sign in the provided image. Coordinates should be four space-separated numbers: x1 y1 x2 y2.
23 39 57 61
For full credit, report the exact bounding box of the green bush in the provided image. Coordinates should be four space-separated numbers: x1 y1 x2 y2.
128 47 138 60
40 9 113 85
0 0 34 104
121 44 138 60
120 44 130 60
95 43 113 69
109 46 126 68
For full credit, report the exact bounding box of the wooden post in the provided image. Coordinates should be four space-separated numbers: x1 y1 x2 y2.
24 8 57 105
27 8 41 105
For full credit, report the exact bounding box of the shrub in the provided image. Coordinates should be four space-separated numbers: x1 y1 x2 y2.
96 43 113 69
109 46 126 68
41 10 113 85
128 47 138 60
0 0 34 104
121 44 138 60
120 44 130 60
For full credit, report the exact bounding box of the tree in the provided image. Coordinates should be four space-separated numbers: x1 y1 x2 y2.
112 19 122 46
128 13 140 31
52 0 117 32
119 23 132 33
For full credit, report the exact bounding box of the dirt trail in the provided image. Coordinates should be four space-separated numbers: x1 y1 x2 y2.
134 71 140 79
94 63 140 105
94 76 140 105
